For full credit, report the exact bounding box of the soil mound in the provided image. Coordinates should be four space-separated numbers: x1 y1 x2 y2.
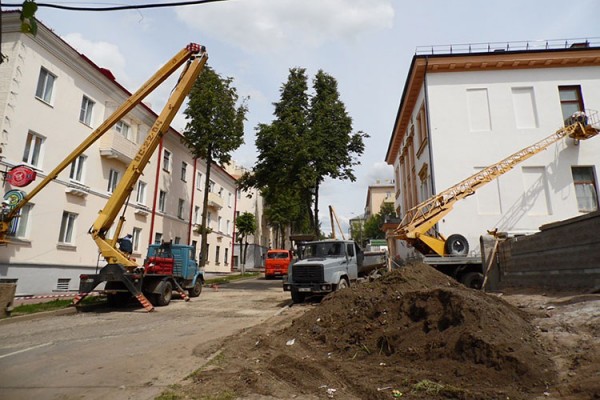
185 264 556 399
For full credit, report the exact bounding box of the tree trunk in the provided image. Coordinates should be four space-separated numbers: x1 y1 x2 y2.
313 182 320 238
199 145 213 268
242 238 249 274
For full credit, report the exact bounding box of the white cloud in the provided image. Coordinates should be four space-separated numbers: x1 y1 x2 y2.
176 0 394 52
62 33 130 85
365 161 394 183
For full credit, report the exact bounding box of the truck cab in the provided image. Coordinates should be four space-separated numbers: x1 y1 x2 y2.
264 249 293 279
283 240 360 303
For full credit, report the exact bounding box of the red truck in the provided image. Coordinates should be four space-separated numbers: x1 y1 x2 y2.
264 249 293 279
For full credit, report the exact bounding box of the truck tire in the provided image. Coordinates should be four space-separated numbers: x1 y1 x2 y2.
188 279 202 298
336 277 349 291
291 289 306 304
155 281 173 306
445 234 469 256
461 272 484 289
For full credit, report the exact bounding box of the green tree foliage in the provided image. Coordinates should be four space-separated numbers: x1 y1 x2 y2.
20 1 38 35
235 212 256 269
240 68 366 240
308 70 368 236
363 202 396 241
182 65 247 266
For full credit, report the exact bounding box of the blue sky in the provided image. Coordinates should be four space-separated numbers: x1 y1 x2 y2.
9 0 599 235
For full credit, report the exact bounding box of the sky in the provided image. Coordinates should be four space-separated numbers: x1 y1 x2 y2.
6 0 599 236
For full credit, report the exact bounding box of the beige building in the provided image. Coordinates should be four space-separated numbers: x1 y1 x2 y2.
364 179 395 218
0 12 236 294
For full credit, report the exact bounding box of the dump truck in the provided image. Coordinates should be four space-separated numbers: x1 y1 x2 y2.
264 249 293 279
283 239 386 303
1 43 209 311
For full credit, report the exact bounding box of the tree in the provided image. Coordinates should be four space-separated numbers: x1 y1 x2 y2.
239 68 312 239
308 70 368 237
235 212 256 273
363 202 396 242
182 65 247 267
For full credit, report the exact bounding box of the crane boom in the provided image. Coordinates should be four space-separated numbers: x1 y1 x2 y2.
388 111 599 256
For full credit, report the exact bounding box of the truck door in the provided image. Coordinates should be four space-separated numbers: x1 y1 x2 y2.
346 243 358 280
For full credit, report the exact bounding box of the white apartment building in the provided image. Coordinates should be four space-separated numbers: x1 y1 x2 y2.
0 12 236 294
386 39 600 259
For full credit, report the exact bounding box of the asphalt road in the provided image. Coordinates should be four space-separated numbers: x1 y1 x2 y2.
0 277 292 400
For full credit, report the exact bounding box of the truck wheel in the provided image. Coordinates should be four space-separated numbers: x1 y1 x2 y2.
155 281 173 306
445 234 469 256
336 278 349 291
461 272 484 289
188 279 202 298
291 289 306 304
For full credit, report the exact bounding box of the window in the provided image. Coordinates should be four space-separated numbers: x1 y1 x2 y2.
178 199 185 219
196 171 203 190
136 181 147 204
181 162 187 182
22 131 44 167
226 220 230 235
228 193 233 207
159 190 167 212
194 206 201 225
215 246 221 265
209 180 215 192
107 169 119 193
175 236 181 244
116 120 135 142
154 232 163 244
35 67 56 103
79 96 95 126
207 211 212 227
163 149 172 172
132 227 142 252
572 167 598 212
224 248 229 265
58 211 77 244
218 216 222 232
559 86 584 124
69 155 86 182
15 204 33 239
56 278 70 291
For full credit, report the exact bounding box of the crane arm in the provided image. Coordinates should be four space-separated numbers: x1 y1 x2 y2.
91 46 208 266
0 44 207 245
329 205 346 240
388 111 599 255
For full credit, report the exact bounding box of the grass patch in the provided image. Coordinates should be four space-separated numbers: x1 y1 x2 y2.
205 272 259 285
11 296 104 316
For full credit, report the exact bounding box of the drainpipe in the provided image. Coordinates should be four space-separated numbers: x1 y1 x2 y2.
231 187 238 271
424 56 436 195
188 157 198 244
149 139 163 245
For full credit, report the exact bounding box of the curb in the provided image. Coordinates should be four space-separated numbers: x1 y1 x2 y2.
0 306 78 326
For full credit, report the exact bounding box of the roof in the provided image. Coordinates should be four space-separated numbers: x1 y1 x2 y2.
385 38 600 164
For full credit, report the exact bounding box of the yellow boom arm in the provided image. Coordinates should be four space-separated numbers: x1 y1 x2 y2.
388 111 599 256
0 44 207 257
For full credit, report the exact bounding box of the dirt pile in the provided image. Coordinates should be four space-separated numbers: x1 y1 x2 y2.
180 264 556 399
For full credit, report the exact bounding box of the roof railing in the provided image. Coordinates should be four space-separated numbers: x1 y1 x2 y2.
415 37 600 55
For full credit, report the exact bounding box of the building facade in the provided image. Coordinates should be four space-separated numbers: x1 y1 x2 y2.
386 39 600 259
0 12 237 294
364 179 395 218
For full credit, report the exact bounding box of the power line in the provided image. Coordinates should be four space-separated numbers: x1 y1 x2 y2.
2 0 229 11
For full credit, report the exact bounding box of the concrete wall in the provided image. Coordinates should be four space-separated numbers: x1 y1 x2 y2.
496 211 600 290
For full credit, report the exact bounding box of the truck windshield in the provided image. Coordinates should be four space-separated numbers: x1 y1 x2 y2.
302 242 343 258
267 252 289 259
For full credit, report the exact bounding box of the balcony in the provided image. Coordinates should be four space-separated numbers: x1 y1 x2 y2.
134 204 151 216
65 182 90 197
207 191 224 210
98 130 138 164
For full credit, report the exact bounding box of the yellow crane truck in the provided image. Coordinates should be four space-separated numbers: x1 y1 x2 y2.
0 43 208 311
387 111 599 288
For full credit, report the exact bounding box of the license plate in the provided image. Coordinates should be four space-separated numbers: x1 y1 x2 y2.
298 288 311 292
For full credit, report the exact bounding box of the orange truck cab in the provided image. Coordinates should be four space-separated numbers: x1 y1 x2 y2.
264 249 293 279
